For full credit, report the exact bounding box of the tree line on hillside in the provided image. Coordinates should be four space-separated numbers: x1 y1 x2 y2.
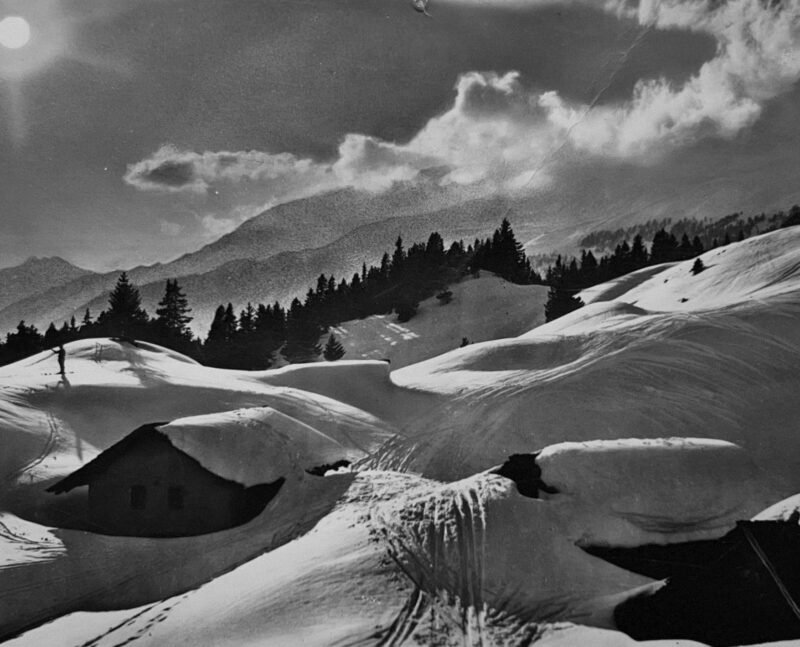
542 205 800 322
0 219 540 369
579 205 800 253
0 274 200 367
4 206 797 369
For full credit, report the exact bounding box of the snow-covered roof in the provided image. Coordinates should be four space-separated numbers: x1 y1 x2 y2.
159 407 360 486
48 406 362 491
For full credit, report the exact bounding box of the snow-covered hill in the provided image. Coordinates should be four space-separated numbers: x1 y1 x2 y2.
2 226 800 646
330 274 549 369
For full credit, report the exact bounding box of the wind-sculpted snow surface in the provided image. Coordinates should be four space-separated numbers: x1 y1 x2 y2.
386 228 800 486
4 465 753 647
2 227 800 645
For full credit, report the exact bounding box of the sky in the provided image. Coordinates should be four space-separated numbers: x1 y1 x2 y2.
0 0 799 271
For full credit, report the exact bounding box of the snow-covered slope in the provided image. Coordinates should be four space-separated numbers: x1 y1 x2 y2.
582 227 800 310
0 338 397 523
329 274 549 369
2 226 800 646
384 227 800 485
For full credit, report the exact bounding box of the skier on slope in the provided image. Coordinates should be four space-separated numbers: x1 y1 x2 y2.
52 344 66 376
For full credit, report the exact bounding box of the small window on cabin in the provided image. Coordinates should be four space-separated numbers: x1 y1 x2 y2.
168 486 185 511
130 485 147 510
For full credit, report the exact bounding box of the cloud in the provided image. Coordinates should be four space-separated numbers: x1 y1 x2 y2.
126 1 800 203
369 0 800 178
437 0 800 159
334 71 558 191
124 145 328 193
535 0 800 157
332 134 435 191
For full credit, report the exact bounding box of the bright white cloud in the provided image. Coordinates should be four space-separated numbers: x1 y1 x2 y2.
546 0 800 157
127 0 800 205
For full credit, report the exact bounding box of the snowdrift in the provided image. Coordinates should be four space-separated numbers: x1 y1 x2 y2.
2 227 800 646
534 438 781 546
0 338 395 493
385 228 800 486
3 466 746 646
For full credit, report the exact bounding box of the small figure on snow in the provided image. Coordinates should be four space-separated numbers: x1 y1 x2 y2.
52 344 66 376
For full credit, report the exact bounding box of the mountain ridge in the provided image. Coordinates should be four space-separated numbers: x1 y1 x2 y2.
2 153 798 335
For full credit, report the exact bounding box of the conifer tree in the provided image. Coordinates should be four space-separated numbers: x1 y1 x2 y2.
677 234 694 260
251 303 284 368
323 333 345 361
44 322 60 347
691 258 706 275
692 236 705 257
4 321 43 361
544 286 584 322
103 272 148 338
155 279 192 341
203 303 238 366
390 236 405 279
238 303 255 335
206 305 228 346
283 298 322 363
630 234 648 268
222 304 237 340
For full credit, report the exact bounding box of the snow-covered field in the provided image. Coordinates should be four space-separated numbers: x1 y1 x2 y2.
328 274 549 368
2 227 800 646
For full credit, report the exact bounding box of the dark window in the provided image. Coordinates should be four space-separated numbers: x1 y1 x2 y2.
130 485 146 510
168 486 184 510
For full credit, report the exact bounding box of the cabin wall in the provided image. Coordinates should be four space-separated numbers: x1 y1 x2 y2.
87 438 243 537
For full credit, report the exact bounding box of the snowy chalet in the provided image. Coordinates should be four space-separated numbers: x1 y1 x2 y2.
47 423 283 537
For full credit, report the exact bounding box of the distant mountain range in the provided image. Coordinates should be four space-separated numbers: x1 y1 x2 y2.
3 153 798 336
0 257 93 314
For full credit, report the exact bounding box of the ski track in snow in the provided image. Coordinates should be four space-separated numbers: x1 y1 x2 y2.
4 412 60 485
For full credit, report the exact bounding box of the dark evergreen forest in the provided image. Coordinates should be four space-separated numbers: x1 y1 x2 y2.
1 206 797 369
0 218 538 368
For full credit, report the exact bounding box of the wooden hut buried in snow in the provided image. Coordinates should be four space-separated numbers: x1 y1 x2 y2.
47 423 284 537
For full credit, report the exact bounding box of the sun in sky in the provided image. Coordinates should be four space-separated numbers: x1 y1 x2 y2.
0 2 129 146
0 2 70 145
0 15 30 49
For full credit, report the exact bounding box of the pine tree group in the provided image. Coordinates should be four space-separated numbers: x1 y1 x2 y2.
542 227 714 321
